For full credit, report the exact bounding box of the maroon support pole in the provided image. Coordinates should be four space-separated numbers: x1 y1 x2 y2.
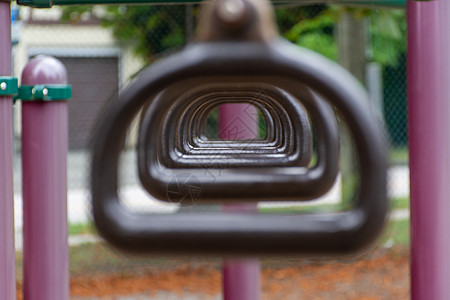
21 56 70 300
408 0 450 299
220 104 261 300
0 2 16 300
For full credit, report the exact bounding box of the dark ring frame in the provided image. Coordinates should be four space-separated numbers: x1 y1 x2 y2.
153 85 314 160
137 79 339 202
150 85 313 167
91 39 387 255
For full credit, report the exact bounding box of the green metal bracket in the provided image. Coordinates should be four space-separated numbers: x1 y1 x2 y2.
0 77 19 97
16 84 72 101
17 0 406 9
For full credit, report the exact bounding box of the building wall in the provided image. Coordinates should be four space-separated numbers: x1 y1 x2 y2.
13 14 145 147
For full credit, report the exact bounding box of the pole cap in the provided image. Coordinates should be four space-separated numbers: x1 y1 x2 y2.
21 56 67 86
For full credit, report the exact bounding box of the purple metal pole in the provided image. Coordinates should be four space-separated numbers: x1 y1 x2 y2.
219 103 261 300
408 1 450 299
0 2 16 300
21 56 70 300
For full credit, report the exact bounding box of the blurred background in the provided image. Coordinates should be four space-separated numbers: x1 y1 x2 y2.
11 2 409 299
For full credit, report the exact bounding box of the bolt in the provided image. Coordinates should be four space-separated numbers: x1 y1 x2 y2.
0 82 7 90
216 0 246 24
43 88 48 96
31 88 36 94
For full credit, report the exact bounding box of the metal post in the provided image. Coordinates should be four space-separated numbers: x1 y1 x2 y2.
0 2 16 300
21 56 70 300
219 103 261 300
408 0 450 299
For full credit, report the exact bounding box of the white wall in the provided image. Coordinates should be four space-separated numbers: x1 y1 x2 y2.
12 18 145 138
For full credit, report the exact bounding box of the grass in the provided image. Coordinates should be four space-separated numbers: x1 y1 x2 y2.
389 147 409 165
259 203 341 214
68 243 221 277
63 220 408 274
63 197 407 236
14 213 410 280
15 239 198 278
52 197 410 278
259 196 409 214
391 196 409 210
68 222 96 235
259 197 411 247
61 219 408 276
382 219 410 246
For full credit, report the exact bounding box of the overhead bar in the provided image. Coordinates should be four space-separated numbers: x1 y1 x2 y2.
17 0 406 9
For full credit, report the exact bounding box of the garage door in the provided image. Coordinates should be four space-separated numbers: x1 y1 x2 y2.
57 57 119 149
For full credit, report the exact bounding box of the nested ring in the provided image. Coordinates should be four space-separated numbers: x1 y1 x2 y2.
174 86 304 151
138 83 320 169
137 76 339 202
178 91 289 153
91 39 387 255
175 87 313 163
151 87 290 158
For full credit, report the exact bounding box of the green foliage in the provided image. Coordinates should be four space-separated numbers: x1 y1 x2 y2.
205 107 219 139
61 5 94 23
205 107 267 139
62 5 190 62
258 110 267 139
61 5 406 67
341 171 360 208
278 5 406 67
370 9 407 66
102 6 187 60
279 6 337 60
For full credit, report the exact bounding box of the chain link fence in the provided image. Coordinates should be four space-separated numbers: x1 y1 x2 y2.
12 2 409 296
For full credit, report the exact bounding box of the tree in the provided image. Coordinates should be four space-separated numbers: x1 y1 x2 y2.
62 5 191 63
279 5 406 67
63 4 406 67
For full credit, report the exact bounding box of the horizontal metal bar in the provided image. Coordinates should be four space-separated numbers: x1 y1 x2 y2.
0 77 18 97
17 0 405 9
16 85 72 101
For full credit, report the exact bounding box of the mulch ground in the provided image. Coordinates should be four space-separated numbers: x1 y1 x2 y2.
16 245 409 300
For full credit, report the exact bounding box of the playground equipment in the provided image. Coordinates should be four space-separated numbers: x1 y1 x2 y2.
0 0 449 299
91 0 387 255
136 83 339 202
21 56 71 300
138 86 316 169
16 0 406 8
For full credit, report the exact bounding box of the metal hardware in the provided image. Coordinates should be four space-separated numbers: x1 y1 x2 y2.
17 84 71 101
0 77 18 96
